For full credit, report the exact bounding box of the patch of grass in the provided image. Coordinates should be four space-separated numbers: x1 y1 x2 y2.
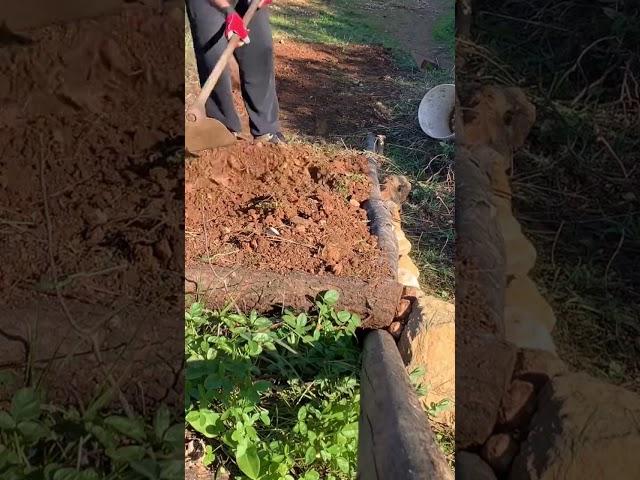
270 0 416 70
408 367 454 469
432 422 455 469
0 379 183 480
537 255 640 385
432 8 455 56
185 292 362 480
333 173 366 200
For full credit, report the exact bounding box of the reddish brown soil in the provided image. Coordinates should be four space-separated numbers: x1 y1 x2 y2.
185 40 401 282
0 6 183 406
275 41 403 138
185 460 213 480
188 40 405 141
185 142 389 279
185 432 216 480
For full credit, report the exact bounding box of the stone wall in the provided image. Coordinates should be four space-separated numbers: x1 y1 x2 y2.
455 85 640 479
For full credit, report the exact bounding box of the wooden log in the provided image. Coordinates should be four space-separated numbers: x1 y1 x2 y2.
455 146 509 448
185 266 404 329
358 330 454 480
455 146 505 337
363 133 399 279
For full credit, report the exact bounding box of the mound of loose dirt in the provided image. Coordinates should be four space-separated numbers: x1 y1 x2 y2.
185 142 390 280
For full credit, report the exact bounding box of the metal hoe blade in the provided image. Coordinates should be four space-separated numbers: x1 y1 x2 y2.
185 116 236 153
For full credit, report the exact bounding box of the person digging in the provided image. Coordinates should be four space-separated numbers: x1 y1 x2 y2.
186 0 286 144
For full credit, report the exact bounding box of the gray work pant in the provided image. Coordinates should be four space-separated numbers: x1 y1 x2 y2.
186 0 280 136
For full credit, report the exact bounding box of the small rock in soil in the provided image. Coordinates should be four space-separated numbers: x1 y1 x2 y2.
323 244 342 264
329 262 343 275
388 321 403 339
153 238 173 262
482 433 519 474
457 452 498 480
498 379 537 429
402 286 420 301
456 334 517 449
512 348 568 390
394 298 412 322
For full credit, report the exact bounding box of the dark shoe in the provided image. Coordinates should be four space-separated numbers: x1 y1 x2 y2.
254 132 287 144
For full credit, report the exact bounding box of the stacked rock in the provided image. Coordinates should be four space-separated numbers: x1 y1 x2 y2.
457 85 640 479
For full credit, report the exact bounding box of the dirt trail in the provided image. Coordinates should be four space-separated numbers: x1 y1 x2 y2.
186 142 390 280
351 0 453 69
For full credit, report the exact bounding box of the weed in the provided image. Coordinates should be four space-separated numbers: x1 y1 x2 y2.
332 173 366 200
432 422 455 469
251 196 280 215
407 366 454 468
0 383 183 480
185 291 362 479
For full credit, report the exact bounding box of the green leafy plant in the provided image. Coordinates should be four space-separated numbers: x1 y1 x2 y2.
185 290 362 479
0 386 183 480
408 366 452 419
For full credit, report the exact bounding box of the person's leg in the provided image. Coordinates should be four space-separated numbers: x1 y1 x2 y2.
234 1 281 137
186 0 242 133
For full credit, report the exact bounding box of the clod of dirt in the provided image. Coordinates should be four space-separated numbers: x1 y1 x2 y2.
186 142 390 280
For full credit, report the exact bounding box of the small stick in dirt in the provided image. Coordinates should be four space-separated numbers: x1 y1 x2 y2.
604 229 625 292
0 218 35 226
264 235 316 250
596 132 629 179
33 264 128 292
201 249 239 262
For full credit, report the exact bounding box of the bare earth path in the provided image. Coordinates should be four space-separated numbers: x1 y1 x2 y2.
355 0 453 70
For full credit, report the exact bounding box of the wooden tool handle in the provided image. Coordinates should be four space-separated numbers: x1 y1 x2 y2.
187 0 263 120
